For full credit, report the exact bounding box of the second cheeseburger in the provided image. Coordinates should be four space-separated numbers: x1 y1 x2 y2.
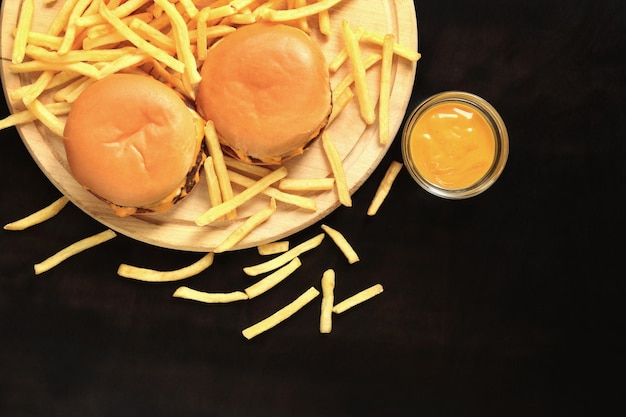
63 74 206 217
196 23 332 165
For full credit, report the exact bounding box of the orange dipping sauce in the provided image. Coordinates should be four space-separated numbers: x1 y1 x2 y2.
408 101 495 190
402 92 508 199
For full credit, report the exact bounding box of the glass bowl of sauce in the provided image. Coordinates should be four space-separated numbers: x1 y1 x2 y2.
401 91 509 199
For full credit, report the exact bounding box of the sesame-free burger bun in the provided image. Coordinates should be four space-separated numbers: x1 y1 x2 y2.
63 74 205 217
196 23 332 165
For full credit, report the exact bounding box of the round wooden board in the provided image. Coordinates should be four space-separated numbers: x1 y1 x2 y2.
1 0 418 252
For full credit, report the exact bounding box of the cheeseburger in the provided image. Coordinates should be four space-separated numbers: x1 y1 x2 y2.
196 23 332 165
63 74 206 217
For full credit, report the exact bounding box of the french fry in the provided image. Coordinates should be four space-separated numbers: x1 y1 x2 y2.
48 0 80 36
4 196 69 231
178 0 199 18
332 284 383 314
214 198 277 253
98 1 186 74
12 0 35 64
243 233 325 276
195 7 212 61
321 132 352 207
244 256 302 299
319 269 335 333
0 102 71 130
54 76 96 103
242 286 320 340
128 18 177 54
11 70 54 106
224 156 272 177
204 121 236 219
318 9 331 36
25 44 137 64
278 177 335 192
320 224 359 264
367 160 403 216
328 26 364 73
204 156 223 209
74 0 150 28
195 167 287 226
228 170 317 212
341 20 376 125
328 86 354 125
173 286 248 303
362 31 422 62
230 0 258 12
332 53 381 99
9 60 101 79
20 30 63 50
260 0 343 22
153 0 202 85
34 229 116 275
58 0 94 55
97 51 150 78
25 99 66 137
117 253 215 282
379 34 394 144
258 241 290 255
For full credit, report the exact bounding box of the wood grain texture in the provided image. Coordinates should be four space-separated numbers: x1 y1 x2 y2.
1 0 418 252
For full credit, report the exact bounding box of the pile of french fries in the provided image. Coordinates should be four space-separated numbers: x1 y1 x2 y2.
2 0 420 339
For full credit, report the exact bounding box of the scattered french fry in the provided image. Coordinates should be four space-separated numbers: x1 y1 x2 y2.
367 160 403 216
244 257 302 299
243 233 325 276
4 196 69 231
321 224 359 264
34 229 116 275
173 286 248 303
258 241 290 255
117 252 214 282
332 284 383 314
214 198 277 253
321 132 352 207
242 286 320 340
319 269 335 333
195 167 288 226
379 34 394 144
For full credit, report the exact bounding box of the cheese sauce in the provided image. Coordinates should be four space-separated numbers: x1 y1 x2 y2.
408 102 495 190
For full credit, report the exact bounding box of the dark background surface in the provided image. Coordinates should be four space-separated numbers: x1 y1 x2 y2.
1 0 625 416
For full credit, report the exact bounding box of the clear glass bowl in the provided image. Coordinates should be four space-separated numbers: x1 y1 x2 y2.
401 91 509 199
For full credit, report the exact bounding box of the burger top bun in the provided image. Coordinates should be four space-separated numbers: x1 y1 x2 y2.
196 23 332 165
63 74 198 210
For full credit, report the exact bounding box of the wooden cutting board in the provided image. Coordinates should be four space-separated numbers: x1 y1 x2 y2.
1 0 418 252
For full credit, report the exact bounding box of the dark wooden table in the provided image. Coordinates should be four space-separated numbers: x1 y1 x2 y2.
1 1 624 415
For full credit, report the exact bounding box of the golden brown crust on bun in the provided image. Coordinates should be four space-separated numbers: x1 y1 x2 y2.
63 74 205 216
196 23 332 165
